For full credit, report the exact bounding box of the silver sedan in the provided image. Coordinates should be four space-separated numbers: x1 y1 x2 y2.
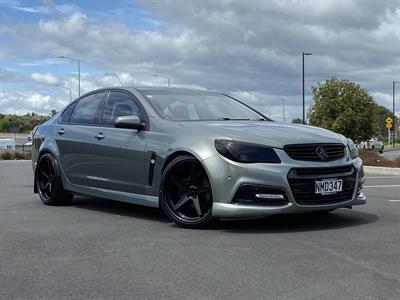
32 87 366 228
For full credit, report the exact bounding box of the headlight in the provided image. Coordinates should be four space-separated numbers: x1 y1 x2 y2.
347 138 358 159
214 139 281 163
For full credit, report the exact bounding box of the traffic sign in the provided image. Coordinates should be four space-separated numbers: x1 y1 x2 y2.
386 116 393 123
385 116 393 129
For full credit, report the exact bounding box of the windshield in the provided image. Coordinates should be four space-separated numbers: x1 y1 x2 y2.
141 91 266 121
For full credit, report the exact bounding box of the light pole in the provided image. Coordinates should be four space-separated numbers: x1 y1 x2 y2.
392 81 399 147
152 74 170 87
282 98 285 122
56 84 72 102
113 72 123 86
58 56 80 97
302 52 312 124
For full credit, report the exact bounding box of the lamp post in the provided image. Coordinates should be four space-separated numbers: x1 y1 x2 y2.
58 56 80 97
392 81 399 147
302 52 312 124
56 84 72 102
113 72 123 86
152 74 170 87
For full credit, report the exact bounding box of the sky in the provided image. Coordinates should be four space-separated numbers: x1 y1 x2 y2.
1 0 400 121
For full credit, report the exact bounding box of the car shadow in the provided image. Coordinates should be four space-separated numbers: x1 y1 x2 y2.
217 209 378 233
71 196 378 233
71 196 170 223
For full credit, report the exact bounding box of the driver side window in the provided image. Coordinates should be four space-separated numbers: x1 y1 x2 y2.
101 91 140 126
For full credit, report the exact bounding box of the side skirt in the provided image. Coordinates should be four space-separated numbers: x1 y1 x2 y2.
63 177 159 208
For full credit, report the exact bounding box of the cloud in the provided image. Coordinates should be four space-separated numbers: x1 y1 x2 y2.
1 0 400 119
30 72 59 85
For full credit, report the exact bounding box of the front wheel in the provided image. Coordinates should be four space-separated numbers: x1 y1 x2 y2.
160 155 216 228
36 153 73 205
379 146 384 154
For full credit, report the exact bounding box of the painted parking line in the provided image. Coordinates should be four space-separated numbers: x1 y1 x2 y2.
364 185 400 188
387 200 400 202
365 176 400 179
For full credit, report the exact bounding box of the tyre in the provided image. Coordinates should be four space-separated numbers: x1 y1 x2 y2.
160 155 216 228
35 153 73 205
379 146 384 154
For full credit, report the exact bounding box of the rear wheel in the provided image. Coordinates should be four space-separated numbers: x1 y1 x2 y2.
36 153 73 205
160 155 215 228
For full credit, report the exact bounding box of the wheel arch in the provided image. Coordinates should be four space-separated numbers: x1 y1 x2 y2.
159 150 215 203
161 150 198 174
34 148 61 193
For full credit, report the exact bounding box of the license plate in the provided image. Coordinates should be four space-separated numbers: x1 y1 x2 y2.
315 178 343 194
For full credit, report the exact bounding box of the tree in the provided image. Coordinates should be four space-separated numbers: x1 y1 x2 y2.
292 118 303 124
0 113 50 133
308 77 378 141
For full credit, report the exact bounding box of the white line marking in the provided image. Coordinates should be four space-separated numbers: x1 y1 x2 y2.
364 185 400 188
365 176 400 179
388 200 400 202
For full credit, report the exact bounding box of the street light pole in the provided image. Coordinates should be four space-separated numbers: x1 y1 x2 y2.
56 84 72 102
393 81 399 147
113 72 123 86
58 56 80 97
152 74 170 87
302 52 312 124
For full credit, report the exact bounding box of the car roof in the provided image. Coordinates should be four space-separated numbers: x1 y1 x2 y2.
87 86 221 94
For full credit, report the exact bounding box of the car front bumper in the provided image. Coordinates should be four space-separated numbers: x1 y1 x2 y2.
203 149 366 218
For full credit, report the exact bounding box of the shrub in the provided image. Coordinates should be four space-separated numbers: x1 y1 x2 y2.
0 151 15 160
15 151 31 160
0 150 31 160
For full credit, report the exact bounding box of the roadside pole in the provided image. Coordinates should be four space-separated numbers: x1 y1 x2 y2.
386 117 393 149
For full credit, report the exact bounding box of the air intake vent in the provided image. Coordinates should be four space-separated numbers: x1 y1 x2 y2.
284 143 346 162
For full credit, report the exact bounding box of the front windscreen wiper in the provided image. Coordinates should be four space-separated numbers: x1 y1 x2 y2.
217 117 251 121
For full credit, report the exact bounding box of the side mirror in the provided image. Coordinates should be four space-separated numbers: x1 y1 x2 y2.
114 115 145 131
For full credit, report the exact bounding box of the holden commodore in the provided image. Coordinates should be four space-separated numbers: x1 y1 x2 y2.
32 87 366 228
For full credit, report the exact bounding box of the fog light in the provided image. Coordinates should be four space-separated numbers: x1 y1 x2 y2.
233 185 289 206
255 194 285 200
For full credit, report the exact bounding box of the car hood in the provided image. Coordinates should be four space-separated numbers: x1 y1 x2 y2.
180 121 347 148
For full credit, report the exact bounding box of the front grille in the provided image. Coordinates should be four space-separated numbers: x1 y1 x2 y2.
288 166 356 205
284 143 346 162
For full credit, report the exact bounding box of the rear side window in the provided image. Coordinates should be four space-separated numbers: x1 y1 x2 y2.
60 102 77 124
69 92 105 125
101 91 140 126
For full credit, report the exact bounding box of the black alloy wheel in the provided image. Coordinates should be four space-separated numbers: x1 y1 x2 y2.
36 153 72 205
160 155 215 228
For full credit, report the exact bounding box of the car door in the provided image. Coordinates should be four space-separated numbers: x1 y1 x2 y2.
54 91 106 187
89 90 148 195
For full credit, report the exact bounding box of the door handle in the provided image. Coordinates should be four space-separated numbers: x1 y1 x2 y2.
95 132 105 140
57 128 65 135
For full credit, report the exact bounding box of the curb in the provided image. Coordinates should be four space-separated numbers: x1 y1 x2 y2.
364 166 400 175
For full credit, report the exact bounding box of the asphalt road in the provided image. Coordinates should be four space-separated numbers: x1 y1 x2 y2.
1 161 399 300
